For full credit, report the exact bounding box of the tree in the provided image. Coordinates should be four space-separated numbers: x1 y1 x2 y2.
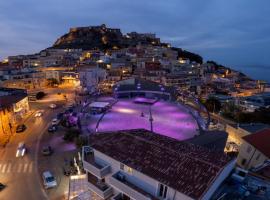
75 135 88 148
63 128 80 142
204 97 221 113
36 91 46 100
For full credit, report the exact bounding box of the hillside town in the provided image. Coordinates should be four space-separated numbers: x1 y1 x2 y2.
0 24 270 200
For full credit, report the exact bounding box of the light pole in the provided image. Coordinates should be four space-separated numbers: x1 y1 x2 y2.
149 106 153 132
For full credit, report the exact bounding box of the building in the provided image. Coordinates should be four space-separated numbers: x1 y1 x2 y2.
239 92 270 112
82 129 235 200
113 78 175 100
78 65 107 93
0 88 29 144
226 123 270 147
237 129 270 170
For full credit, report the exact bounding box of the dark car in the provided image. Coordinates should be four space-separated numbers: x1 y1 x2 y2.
42 146 53 156
48 125 57 133
16 124 26 133
57 112 64 120
0 183 6 191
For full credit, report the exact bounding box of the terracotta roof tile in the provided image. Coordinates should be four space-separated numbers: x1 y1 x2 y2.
243 128 270 158
88 129 234 199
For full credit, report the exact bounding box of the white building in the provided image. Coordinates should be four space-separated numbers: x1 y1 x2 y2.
78 65 107 93
82 129 235 200
239 93 270 112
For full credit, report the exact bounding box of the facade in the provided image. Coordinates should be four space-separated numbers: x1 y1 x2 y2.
82 129 235 200
0 88 29 143
113 78 175 100
78 65 107 93
237 129 270 170
239 92 270 112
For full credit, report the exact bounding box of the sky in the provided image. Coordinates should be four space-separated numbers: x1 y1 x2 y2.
0 0 270 80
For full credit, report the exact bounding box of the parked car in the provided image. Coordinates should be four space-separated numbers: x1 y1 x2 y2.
35 110 44 117
49 104 57 109
57 112 64 120
42 146 53 156
16 142 26 157
42 171 57 189
0 183 6 191
48 125 57 133
16 124 26 133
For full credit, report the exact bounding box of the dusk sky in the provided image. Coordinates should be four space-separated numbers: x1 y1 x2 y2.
1 0 270 79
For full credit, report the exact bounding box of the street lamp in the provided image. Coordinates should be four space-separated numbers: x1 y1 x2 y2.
149 106 153 132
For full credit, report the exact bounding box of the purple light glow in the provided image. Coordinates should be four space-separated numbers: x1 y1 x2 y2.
93 98 199 140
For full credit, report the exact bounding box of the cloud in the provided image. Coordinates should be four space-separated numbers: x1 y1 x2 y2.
0 0 270 71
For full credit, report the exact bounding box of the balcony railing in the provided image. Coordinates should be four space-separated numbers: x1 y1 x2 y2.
109 172 158 200
87 172 113 199
112 193 124 200
82 146 111 178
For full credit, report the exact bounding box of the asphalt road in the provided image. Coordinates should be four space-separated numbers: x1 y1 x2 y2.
0 87 75 200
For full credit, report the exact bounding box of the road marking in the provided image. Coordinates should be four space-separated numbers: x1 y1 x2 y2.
1 164 6 173
23 163 28 173
6 163 11 173
17 163 23 173
28 162 33 173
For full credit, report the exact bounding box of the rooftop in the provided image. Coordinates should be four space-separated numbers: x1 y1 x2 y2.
234 123 270 134
88 129 234 199
0 87 27 108
113 78 175 95
243 128 270 158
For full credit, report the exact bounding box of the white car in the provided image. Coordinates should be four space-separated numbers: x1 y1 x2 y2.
51 118 60 126
35 110 44 117
49 104 57 109
16 142 26 157
42 171 57 189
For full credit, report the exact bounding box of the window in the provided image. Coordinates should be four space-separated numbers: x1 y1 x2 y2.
124 166 133 174
246 145 252 153
120 163 133 174
120 163 124 170
158 183 168 199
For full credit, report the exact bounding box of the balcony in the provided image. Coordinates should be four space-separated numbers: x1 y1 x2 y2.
82 146 111 178
109 172 158 200
87 172 113 199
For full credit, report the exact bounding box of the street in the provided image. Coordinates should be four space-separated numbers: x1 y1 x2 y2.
0 87 75 200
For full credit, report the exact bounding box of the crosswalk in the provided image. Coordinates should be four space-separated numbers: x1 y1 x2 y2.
0 162 34 174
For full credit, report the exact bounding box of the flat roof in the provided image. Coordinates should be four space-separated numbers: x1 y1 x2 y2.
237 123 270 133
88 129 234 199
89 102 110 108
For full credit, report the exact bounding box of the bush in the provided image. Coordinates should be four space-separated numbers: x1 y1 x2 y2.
75 136 88 148
36 91 46 100
63 128 80 142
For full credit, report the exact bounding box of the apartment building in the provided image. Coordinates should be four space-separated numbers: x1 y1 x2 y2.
82 129 235 200
0 88 29 134
78 65 107 93
237 128 270 170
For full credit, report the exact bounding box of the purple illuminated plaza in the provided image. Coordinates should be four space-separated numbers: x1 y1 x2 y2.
86 78 203 141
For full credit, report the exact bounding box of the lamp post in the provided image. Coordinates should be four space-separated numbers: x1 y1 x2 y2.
149 106 153 132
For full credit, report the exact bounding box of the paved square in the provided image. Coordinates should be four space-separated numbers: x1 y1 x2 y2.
95 99 199 140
